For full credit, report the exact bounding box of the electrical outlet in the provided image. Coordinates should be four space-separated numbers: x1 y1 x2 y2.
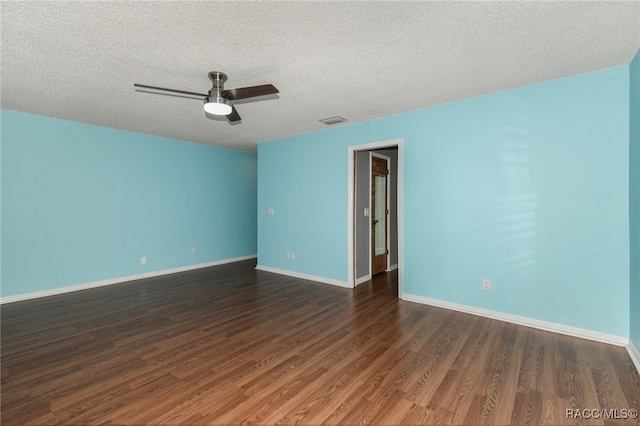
482 278 491 291
141 256 147 265
290 252 295 260
286 251 290 259
191 247 197 254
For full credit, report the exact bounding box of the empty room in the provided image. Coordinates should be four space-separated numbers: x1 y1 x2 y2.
2 1 640 425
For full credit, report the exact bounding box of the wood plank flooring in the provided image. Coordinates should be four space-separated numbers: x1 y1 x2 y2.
2 259 639 425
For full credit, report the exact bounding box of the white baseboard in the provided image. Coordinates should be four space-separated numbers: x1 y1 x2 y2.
0 255 257 304
255 265 351 288
355 274 371 286
401 293 629 347
355 266 396 286
627 341 640 374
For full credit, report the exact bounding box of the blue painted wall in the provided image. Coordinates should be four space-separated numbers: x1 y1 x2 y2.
1 110 257 298
258 66 630 337
630 50 640 349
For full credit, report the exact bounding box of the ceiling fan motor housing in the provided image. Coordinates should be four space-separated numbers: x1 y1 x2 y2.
208 71 227 93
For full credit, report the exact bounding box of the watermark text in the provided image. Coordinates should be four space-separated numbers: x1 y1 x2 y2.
566 408 637 420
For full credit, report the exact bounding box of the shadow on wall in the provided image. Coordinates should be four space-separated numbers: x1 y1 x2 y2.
495 97 536 279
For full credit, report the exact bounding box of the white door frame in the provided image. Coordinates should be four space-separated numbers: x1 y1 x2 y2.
347 138 403 297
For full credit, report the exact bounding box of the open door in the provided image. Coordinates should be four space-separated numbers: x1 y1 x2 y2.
371 154 389 276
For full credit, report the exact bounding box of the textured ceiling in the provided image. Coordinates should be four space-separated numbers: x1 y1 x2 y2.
2 1 639 152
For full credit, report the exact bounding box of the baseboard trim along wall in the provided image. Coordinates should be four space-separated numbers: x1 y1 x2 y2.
355 274 372 286
255 265 351 288
0 255 258 304
627 341 640 374
401 293 629 348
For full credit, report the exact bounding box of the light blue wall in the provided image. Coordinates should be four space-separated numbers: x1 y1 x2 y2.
258 66 630 337
630 50 640 349
1 110 257 298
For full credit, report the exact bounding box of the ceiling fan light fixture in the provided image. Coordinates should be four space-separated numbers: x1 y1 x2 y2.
136 71 278 123
204 96 232 115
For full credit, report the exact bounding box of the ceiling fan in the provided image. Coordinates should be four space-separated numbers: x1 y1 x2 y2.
134 71 279 122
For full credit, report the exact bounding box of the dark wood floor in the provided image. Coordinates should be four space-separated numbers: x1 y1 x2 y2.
2 260 639 425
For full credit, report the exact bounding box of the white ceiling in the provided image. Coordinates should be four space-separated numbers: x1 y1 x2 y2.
2 1 639 152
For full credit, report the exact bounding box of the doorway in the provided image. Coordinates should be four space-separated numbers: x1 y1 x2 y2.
347 138 403 294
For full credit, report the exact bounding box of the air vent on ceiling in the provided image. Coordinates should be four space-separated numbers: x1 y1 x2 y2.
319 116 347 125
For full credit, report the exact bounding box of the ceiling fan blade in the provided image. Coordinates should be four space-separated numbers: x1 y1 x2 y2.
222 84 279 100
134 83 207 98
226 105 241 122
